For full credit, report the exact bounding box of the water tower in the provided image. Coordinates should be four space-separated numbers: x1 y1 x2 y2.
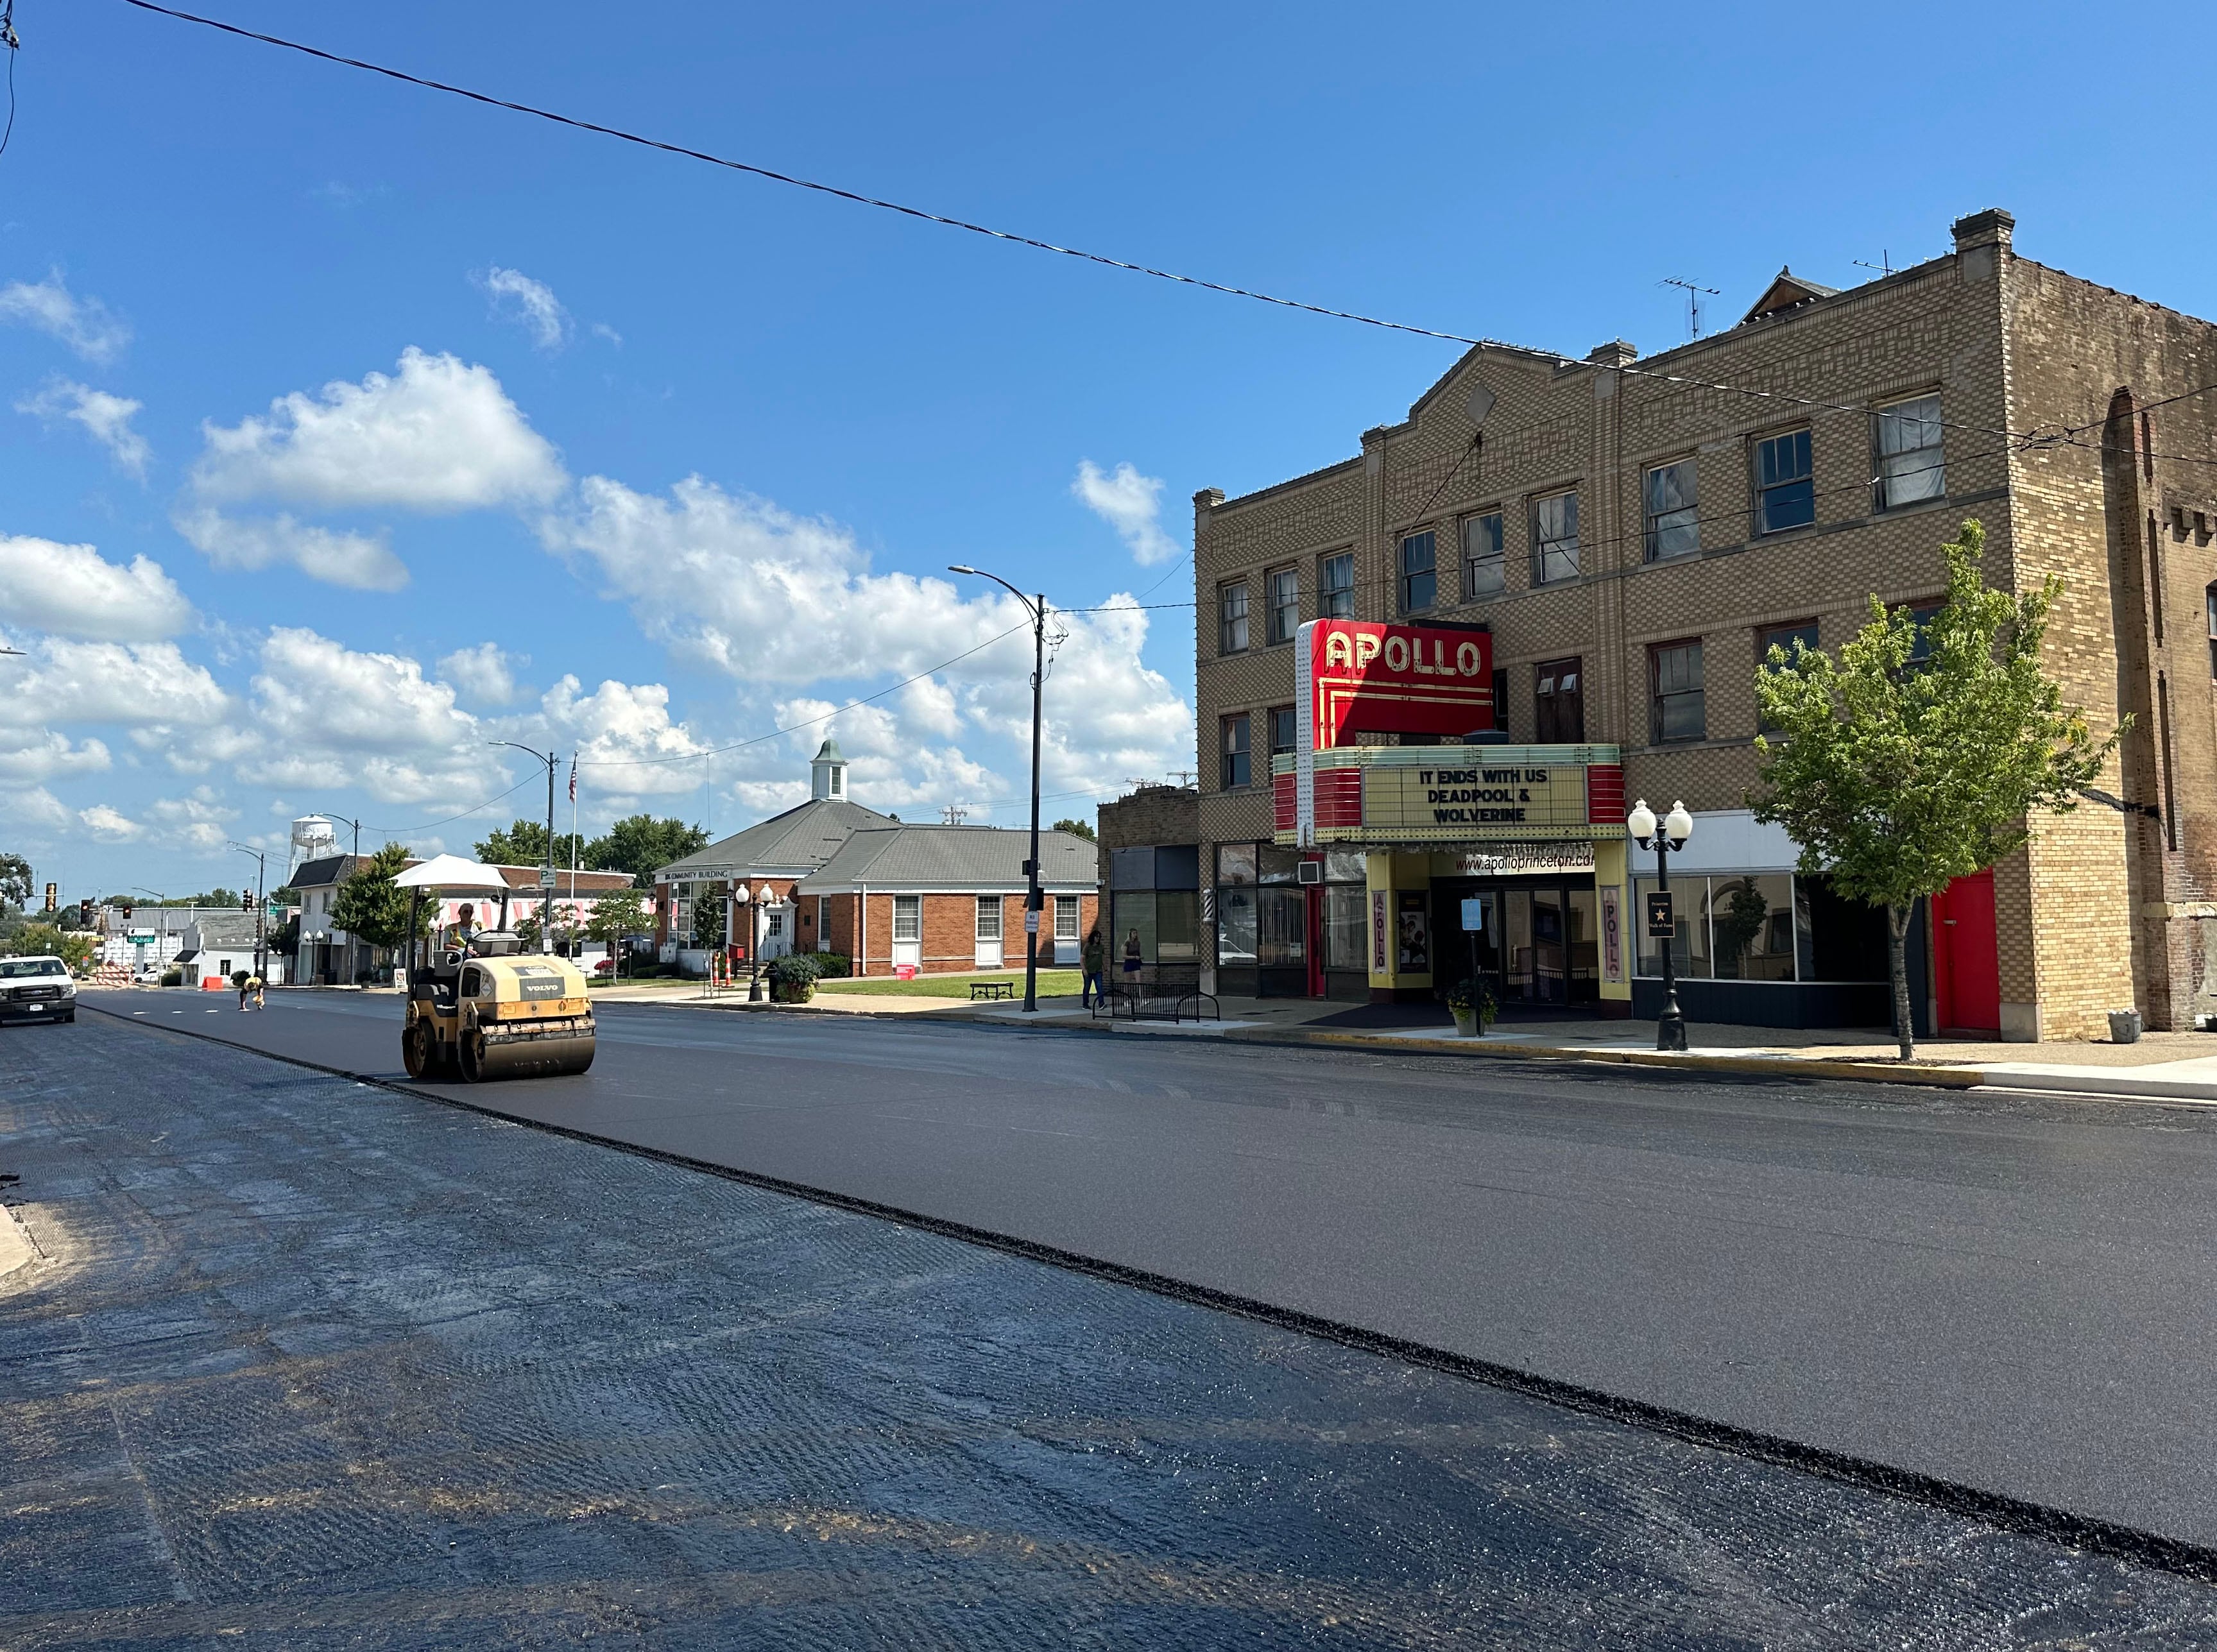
289 815 339 879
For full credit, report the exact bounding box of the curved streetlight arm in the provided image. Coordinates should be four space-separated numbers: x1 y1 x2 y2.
486 742 562 942
947 564 1040 620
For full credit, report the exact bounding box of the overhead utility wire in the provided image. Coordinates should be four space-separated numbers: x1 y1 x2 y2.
126 0 2217 473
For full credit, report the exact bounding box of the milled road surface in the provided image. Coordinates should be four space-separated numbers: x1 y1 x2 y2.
6 1012 2217 1648
73 987 2217 1556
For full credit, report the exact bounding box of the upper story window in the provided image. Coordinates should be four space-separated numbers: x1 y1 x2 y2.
1398 531 1437 613
2206 586 2217 679
1754 429 1815 534
1265 566 1299 645
1217 581 1249 654
1650 640 1706 744
1534 658 1584 743
1462 511 1505 597
1219 712 1252 788
1321 551 1355 620
1903 600 1945 670
1532 491 1580 584
1876 394 1944 509
1268 705 1297 761
1643 458 1700 561
1756 619 1819 734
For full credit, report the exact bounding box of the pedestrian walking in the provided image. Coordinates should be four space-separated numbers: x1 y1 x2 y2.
1122 928 1143 989
1081 926 1107 1008
250 973 266 1010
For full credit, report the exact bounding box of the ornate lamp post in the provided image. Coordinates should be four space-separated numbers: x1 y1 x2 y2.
1628 799 1694 1052
748 882 769 1002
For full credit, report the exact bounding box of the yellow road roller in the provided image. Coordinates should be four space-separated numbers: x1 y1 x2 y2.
402 932 595 1082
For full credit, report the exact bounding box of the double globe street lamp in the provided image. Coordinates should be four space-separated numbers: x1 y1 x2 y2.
1627 799 1694 1053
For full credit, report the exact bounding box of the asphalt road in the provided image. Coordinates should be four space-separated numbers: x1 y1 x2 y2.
9 1011 2216 1647
80 987 2217 1553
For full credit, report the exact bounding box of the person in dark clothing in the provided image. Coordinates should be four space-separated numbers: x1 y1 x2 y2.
1081 927 1107 1007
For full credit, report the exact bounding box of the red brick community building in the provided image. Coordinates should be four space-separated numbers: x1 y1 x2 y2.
651 741 1100 975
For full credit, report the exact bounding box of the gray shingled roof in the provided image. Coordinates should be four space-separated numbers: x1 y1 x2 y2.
656 797 895 881
795 826 1097 893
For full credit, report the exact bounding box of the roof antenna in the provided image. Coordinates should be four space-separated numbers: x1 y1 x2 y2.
1853 250 1894 277
940 803 969 825
1659 278 1719 340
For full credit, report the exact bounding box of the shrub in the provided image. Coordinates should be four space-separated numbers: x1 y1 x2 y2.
159 966 184 987
768 953 821 1003
803 951 852 979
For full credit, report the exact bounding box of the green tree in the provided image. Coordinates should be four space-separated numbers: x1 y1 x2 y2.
0 852 31 909
585 815 708 888
1052 817 1097 843
2 923 97 969
1752 520 2118 1060
329 843 418 952
585 890 649 976
474 819 586 869
690 891 726 950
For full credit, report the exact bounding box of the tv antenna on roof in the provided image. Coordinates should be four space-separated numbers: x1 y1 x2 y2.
1853 250 1895 277
941 803 969 825
1659 278 1720 341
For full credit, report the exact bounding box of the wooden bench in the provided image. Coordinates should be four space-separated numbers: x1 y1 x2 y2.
969 979 1015 1001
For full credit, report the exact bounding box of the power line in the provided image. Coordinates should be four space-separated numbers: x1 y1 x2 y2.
115 2 2217 475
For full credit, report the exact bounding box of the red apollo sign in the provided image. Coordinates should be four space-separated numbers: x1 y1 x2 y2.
1296 619 1494 751
1288 619 1494 846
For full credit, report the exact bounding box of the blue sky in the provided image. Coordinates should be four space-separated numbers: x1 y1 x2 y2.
4 0 2214 901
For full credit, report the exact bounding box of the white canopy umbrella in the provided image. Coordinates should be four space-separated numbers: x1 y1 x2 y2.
395 853 511 891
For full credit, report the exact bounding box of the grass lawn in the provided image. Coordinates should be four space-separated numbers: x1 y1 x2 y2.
814 969 1084 999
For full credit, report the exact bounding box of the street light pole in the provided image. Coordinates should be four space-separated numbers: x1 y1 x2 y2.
948 564 1047 1012
1628 799 1694 1053
228 843 267 985
488 742 560 949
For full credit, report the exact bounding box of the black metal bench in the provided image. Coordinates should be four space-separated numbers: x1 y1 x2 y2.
969 979 1015 1001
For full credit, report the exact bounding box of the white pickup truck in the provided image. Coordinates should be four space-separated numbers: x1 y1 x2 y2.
0 955 76 1024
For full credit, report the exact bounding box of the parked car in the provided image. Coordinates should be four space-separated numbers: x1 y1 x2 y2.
0 955 77 1024
133 964 164 984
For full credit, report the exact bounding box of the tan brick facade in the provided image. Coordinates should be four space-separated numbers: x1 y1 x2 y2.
1194 209 2217 1037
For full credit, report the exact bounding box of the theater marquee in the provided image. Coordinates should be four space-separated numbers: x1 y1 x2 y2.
1274 744 1625 847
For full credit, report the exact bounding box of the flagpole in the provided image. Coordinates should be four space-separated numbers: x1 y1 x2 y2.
568 756 579 949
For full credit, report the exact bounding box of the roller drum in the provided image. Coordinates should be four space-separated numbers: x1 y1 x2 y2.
458 1020 596 1082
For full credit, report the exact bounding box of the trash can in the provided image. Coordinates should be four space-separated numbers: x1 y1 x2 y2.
2108 1009 2143 1044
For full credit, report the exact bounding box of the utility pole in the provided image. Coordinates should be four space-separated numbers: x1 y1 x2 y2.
1659 278 1720 341
949 564 1050 1012
228 843 267 985
488 742 560 949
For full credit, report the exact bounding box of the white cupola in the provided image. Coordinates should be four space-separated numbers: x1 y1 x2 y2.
810 738 848 801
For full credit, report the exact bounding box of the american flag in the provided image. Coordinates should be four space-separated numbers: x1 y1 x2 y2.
568 757 577 801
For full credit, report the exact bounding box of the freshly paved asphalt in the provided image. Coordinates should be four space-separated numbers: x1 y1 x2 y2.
10 1010 2217 1647
80 987 2217 1553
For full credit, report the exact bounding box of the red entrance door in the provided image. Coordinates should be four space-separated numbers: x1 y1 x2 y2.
1304 883 1325 998
1932 870 2001 1034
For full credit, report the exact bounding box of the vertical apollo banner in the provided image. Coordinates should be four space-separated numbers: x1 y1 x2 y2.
1292 618 1494 846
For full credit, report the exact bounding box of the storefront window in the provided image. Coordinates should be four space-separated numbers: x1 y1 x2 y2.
1217 882 1258 963
1217 843 1256 886
1257 888 1307 966
1709 874 1795 980
1156 891 1200 961
1635 876 1712 980
1113 891 1156 965
1323 885 1366 971
1322 847 1367 883
1258 846 1304 885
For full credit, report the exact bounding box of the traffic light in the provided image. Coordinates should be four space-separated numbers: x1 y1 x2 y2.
42 881 56 912
119 901 133 922
241 892 253 912
78 899 93 927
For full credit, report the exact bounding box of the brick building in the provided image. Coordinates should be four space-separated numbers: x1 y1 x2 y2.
1097 784 1201 978
796 826 1099 977
655 740 1100 976
1194 208 2217 1038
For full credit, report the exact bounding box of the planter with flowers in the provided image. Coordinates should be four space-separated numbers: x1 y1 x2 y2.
1445 975 1497 1038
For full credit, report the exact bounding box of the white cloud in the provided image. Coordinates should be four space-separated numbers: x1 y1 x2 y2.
1072 459 1177 566
78 803 142 842
0 785 73 830
590 322 623 348
173 506 409 592
477 267 570 351
0 272 130 364
0 640 229 731
438 642 524 704
0 536 192 639
540 472 1192 812
0 729 112 783
17 378 151 476
190 347 566 513
237 627 487 803
533 676 708 802
146 787 238 852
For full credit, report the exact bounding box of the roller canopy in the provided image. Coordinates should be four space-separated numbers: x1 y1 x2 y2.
396 853 511 891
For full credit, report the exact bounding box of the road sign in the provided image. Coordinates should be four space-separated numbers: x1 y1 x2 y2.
538 866 556 888
1645 890 1675 939
1023 908 1040 934
1459 897 1484 933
